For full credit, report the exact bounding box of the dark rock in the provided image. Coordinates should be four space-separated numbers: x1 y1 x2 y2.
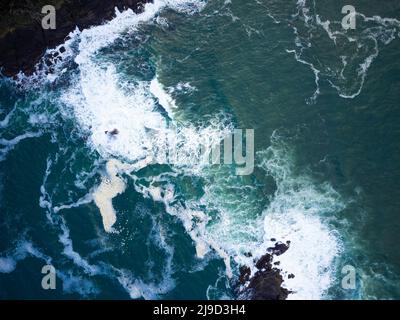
267 241 289 256
248 268 290 300
106 128 119 136
235 241 293 301
0 0 152 77
239 266 251 284
255 253 272 271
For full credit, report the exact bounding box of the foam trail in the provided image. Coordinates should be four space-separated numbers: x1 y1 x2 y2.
60 0 232 249
53 193 93 213
116 268 175 299
0 106 16 128
58 218 100 275
38 156 103 276
0 131 42 161
0 239 52 274
150 77 178 119
112 212 177 299
130 170 240 278
57 270 100 296
286 48 320 104
36 156 174 299
39 156 58 224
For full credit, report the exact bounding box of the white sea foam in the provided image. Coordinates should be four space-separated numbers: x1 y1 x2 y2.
116 268 175 299
92 158 151 232
38 158 176 298
39 159 104 275
0 238 99 296
62 65 166 162
150 77 178 118
58 0 235 249
0 239 52 274
23 0 349 300
174 81 198 94
59 0 345 299
0 106 16 128
58 270 100 296
253 135 345 299
262 206 341 299
59 219 100 275
53 193 93 214
130 171 235 277
73 0 205 66
1 231 100 297
93 159 128 233
0 257 17 273
40 0 211 299
39 156 60 225
206 270 233 300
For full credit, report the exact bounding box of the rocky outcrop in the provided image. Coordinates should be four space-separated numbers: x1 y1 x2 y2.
235 241 292 300
0 0 152 77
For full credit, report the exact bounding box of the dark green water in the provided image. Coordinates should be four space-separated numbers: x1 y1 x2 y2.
1 0 400 299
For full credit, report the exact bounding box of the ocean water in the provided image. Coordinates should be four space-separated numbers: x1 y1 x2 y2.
1 0 400 300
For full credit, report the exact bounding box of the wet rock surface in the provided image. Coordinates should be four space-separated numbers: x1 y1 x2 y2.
0 0 152 77
235 241 292 300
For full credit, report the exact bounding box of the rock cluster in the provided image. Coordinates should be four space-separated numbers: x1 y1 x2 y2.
0 0 151 76
236 240 292 300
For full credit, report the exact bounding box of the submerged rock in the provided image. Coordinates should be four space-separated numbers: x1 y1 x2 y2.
267 241 289 256
105 128 119 136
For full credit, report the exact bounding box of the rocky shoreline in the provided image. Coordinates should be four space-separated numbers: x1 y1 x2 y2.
0 0 151 77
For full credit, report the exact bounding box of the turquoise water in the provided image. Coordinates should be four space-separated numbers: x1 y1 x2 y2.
1 0 400 299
